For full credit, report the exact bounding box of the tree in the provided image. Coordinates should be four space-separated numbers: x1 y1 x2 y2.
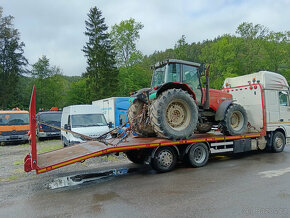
110 18 144 67
31 55 61 79
31 56 66 110
83 7 118 101
0 7 27 109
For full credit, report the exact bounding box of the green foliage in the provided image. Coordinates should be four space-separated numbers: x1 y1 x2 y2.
66 77 90 105
83 7 118 101
110 18 144 67
0 7 27 109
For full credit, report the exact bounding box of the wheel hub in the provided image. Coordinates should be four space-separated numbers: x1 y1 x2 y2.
193 147 206 164
157 150 173 167
166 102 186 128
230 111 243 130
275 137 283 149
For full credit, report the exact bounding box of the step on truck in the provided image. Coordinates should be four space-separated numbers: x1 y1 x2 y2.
24 70 289 174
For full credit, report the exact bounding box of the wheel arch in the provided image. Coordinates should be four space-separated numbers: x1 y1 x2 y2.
215 100 233 121
157 83 196 100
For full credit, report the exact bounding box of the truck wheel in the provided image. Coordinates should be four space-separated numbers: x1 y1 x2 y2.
125 149 146 164
151 147 177 173
127 100 155 137
150 89 198 140
187 143 209 167
196 122 212 133
220 104 248 136
271 131 286 153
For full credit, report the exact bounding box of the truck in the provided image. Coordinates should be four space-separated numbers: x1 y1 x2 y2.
24 68 289 174
36 108 62 140
92 97 130 135
0 108 29 144
61 104 110 147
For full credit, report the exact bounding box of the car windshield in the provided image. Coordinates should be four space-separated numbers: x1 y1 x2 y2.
151 65 166 87
0 113 29 126
71 114 107 128
39 113 62 124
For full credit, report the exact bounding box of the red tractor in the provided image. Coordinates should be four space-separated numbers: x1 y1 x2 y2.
128 59 248 140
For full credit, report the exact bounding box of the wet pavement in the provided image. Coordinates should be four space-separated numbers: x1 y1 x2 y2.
1 145 290 218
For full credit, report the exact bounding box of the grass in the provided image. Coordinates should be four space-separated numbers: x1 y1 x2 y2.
13 160 24 166
37 144 63 154
0 175 18 182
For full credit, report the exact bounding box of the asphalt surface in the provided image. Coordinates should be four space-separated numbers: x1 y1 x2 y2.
1 145 290 218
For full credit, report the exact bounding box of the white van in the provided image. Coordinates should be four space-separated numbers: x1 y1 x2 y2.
61 105 110 147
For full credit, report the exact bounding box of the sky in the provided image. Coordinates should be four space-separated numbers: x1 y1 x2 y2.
1 0 290 76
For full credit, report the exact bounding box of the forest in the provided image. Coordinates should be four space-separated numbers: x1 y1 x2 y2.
0 6 289 111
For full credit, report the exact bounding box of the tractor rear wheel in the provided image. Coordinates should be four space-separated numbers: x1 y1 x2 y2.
149 89 198 140
220 103 248 135
127 100 155 137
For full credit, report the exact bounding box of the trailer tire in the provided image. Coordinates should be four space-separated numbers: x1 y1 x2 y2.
151 147 177 173
125 150 146 164
220 104 248 136
127 100 155 137
150 89 198 140
187 143 209 167
271 131 286 153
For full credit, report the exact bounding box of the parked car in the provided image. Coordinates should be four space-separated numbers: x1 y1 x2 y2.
61 104 110 147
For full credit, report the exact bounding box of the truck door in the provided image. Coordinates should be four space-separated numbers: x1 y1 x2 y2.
279 91 290 137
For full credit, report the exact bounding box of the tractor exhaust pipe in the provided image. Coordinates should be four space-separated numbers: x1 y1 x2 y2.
204 65 210 110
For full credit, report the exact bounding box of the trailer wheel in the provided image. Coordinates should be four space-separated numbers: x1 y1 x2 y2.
187 143 209 167
125 150 146 164
151 147 177 173
220 104 248 136
128 100 155 137
150 89 198 140
271 131 286 153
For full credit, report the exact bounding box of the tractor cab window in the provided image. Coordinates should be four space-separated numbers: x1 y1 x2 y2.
279 91 289 106
182 64 202 104
165 63 181 83
152 65 166 87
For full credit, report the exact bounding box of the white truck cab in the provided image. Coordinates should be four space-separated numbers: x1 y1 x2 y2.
61 105 110 146
223 71 290 146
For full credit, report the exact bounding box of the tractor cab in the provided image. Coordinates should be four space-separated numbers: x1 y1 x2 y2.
151 59 202 104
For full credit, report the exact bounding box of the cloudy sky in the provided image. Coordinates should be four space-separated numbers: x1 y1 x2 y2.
1 0 289 76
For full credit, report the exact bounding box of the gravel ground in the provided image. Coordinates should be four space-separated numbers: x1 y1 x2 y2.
0 139 130 201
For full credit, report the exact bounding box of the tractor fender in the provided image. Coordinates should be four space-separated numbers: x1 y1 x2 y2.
157 82 196 100
215 100 233 121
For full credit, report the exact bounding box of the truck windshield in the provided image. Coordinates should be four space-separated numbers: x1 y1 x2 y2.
39 113 62 124
71 114 107 128
151 65 166 87
0 113 29 126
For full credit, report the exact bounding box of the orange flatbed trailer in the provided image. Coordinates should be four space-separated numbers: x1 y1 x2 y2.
24 87 264 174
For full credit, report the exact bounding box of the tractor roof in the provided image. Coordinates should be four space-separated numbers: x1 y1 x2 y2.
151 59 201 69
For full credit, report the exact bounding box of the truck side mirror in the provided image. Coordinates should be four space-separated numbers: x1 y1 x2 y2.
108 122 113 128
64 124 71 130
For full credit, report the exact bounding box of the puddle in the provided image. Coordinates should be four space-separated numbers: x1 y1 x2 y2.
48 168 137 189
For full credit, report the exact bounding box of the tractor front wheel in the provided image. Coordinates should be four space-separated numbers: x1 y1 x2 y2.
220 103 248 135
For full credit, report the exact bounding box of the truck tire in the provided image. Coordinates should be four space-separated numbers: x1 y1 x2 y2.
151 147 177 173
196 122 212 133
127 100 155 137
125 149 146 164
220 104 248 136
187 143 209 167
271 131 286 153
149 89 198 140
